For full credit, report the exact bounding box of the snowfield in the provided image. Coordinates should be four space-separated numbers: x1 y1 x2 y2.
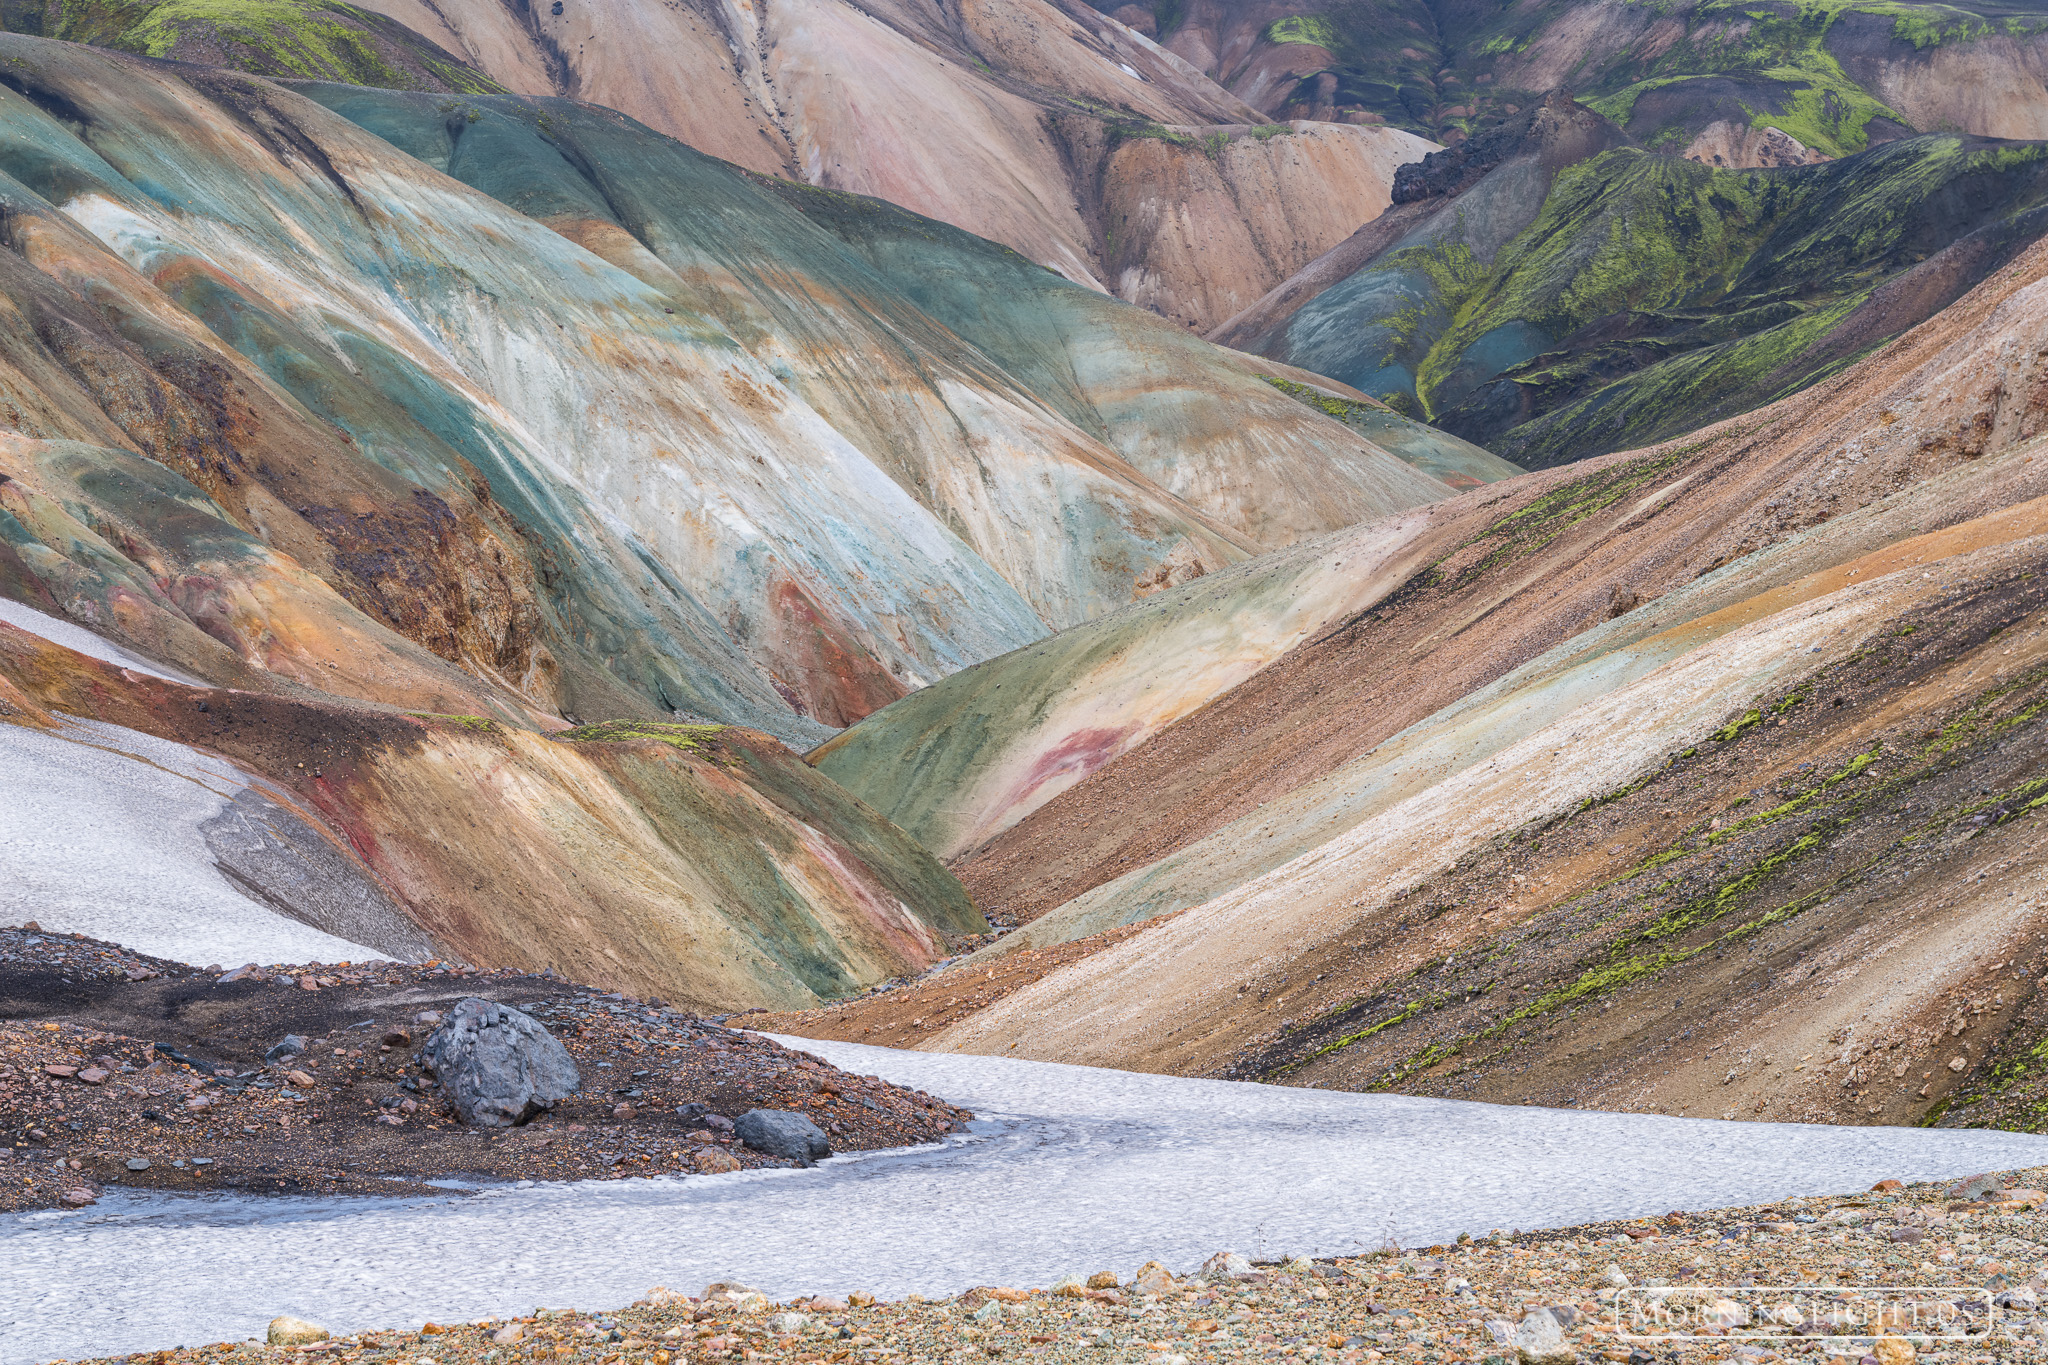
2 1037 2043 1361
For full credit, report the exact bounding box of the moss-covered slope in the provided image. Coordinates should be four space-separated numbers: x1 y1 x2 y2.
1141 0 2048 154
4 0 502 91
1269 130 2048 468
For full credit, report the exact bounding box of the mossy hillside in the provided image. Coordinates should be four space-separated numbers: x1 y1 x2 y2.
15 0 503 92
1376 135 2048 462
1238 0 2048 149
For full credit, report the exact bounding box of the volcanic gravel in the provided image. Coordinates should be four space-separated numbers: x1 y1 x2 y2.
0 927 970 1212
56 1170 2048 1364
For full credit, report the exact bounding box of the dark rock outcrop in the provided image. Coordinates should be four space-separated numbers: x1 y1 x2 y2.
422 998 579 1127
1391 92 1622 203
734 1108 831 1165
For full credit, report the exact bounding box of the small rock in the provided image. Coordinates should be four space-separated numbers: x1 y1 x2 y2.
286 1070 315 1088
1513 1308 1572 1365
848 1291 876 1307
298 976 320 991
125 1158 151 1172
267 1316 330 1346
414 1010 442 1026
733 1108 830 1165
219 965 262 982
1948 1056 1968 1072
612 1103 635 1120
491 1324 524 1345
1603 1264 1631 1289
1871 1178 1904 1192
675 1102 716 1125
805 1296 848 1312
767 1311 810 1335
969 1300 1003 1324
42 1065 76 1078
59 1188 95 1207
1995 1286 2039 1310
75 1067 107 1085
1889 1226 1924 1243
381 1029 413 1048
421 998 579 1127
1872 1335 1916 1365
1132 1260 1175 1295
265 1035 309 1063
693 1147 742 1174
1949 1172 2005 1201
1086 1271 1120 1289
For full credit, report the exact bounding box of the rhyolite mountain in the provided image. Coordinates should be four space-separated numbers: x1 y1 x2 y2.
1214 93 2048 468
1126 0 2048 159
0 34 1504 1006
1 0 1447 331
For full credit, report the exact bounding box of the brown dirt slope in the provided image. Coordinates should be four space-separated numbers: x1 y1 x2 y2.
0 931 971 1213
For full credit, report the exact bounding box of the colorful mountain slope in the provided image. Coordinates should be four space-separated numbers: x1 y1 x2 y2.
0 37 1493 1004
0 611 983 1007
18 0 1447 332
0 37 1473 747
1129 0 2048 160
1224 99 2048 469
788 207 2048 1131
13 0 504 90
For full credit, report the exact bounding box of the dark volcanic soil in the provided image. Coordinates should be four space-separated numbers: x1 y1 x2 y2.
0 929 970 1212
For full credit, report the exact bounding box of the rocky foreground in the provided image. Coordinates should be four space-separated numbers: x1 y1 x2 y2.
0 927 971 1211
56 1168 2048 1365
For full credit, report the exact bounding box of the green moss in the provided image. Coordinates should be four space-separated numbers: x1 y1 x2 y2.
1265 13 1340 47
45 0 504 90
1107 120 1196 148
1428 442 1695 589
405 711 494 732
1378 238 1491 389
557 719 730 752
1259 373 1390 422
1288 657 2048 1087
1749 74 1900 157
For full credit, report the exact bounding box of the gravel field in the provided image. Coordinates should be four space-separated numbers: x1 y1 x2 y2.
44 1169 2048 1365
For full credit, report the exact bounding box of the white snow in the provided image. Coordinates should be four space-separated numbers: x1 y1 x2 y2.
2 1036 2042 1360
0 715 388 965
0 597 202 685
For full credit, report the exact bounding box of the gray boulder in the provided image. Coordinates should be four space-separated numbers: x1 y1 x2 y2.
734 1108 830 1165
421 998 579 1127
